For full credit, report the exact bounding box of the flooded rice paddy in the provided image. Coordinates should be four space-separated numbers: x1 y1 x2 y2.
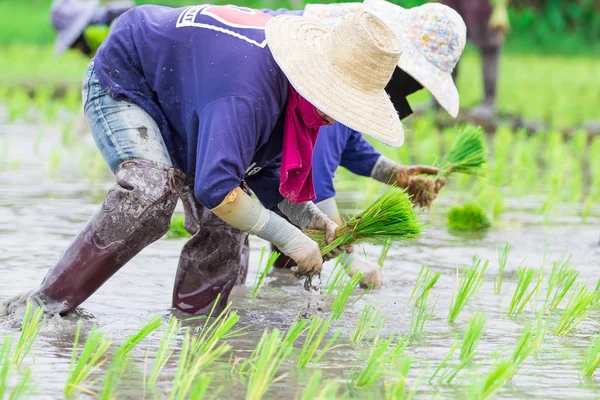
1 121 600 399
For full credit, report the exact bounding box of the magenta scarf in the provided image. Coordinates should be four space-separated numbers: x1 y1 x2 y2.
279 84 328 203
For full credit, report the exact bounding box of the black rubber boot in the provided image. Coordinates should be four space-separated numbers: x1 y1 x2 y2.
26 159 185 315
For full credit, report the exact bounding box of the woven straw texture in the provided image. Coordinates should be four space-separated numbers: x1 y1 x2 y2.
265 11 405 147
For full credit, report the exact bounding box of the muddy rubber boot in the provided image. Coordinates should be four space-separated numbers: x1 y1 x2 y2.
172 203 246 316
26 159 184 315
236 236 250 286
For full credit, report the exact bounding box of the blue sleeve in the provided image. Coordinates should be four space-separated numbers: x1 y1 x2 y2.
339 130 381 177
261 8 304 17
244 157 284 211
194 97 261 209
312 125 346 203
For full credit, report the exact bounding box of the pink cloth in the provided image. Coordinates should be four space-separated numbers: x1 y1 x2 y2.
279 84 329 203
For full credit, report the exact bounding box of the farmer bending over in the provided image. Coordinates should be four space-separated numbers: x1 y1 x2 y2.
1 8 404 316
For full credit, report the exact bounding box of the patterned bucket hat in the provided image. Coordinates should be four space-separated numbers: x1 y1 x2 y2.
363 0 466 117
304 0 466 118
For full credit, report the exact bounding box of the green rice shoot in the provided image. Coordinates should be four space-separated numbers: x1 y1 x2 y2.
282 314 309 347
581 334 600 377
410 294 437 339
448 257 489 323
467 359 514 400
300 370 341 400
494 243 512 295
114 315 162 358
0 337 34 399
249 248 279 299
331 272 368 320
510 322 536 377
245 329 293 400
305 186 422 255
190 296 244 356
352 336 396 388
98 353 129 400
544 254 579 312
148 316 180 386
351 303 387 344
65 322 112 396
298 316 341 369
460 312 486 361
378 239 392 267
436 125 487 177
554 284 597 336
12 302 45 365
408 265 441 307
507 266 543 318
324 255 350 295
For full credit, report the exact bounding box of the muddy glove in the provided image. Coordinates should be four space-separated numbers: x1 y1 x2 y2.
211 187 322 276
278 199 349 261
343 252 382 289
371 155 445 207
489 0 510 35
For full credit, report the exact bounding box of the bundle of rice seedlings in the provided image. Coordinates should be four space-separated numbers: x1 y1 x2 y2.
581 334 600 377
1 338 34 400
324 255 350 295
460 312 486 361
114 315 162 358
282 314 309 347
300 370 341 400
331 272 369 320
510 322 536 376
436 126 487 177
305 187 421 256
147 316 181 386
352 336 396 388
544 254 579 312
384 356 417 400
448 203 491 232
408 265 441 307
249 249 279 299
410 294 437 339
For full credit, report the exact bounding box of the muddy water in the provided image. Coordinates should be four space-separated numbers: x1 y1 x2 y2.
1 123 600 399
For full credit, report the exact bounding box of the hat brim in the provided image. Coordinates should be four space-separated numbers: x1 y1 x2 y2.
362 0 460 117
265 15 404 147
54 1 98 56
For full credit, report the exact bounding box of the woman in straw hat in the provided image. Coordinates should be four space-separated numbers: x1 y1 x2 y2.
264 1 467 288
1 6 404 317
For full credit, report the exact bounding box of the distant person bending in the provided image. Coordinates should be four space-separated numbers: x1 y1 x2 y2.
439 0 509 119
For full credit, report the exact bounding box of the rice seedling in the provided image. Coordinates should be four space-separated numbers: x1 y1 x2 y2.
409 294 437 339
12 302 45 365
544 254 579 312
447 203 491 231
436 125 487 177
190 298 244 356
384 356 417 400
249 248 280 298
429 342 459 383
494 243 512 295
324 254 349 295
147 316 181 386
448 258 488 323
282 314 309 347
114 315 162 358
331 271 367 320
0 337 11 396
300 370 340 400
408 265 440 307
510 322 536 374
245 329 293 400
166 214 190 239
1 338 34 400
305 186 422 255
351 303 387 344
507 267 543 318
581 334 600 377
170 328 220 400
352 335 396 388
98 354 129 400
460 312 486 361
378 239 392 267
64 322 112 396
467 359 514 400
298 316 342 368
554 284 597 336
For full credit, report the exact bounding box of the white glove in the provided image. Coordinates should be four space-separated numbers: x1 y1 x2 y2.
212 187 323 276
343 252 383 289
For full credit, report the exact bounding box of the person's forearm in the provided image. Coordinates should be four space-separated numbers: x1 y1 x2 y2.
210 187 305 253
370 155 399 185
277 199 326 229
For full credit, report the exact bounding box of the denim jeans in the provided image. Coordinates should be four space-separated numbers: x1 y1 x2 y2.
82 61 173 173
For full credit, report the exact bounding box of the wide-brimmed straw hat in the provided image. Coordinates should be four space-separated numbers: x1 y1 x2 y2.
266 12 405 147
51 0 99 56
363 0 466 117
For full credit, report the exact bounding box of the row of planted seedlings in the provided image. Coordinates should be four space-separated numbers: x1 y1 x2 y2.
5 241 600 399
335 115 600 224
0 85 82 123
